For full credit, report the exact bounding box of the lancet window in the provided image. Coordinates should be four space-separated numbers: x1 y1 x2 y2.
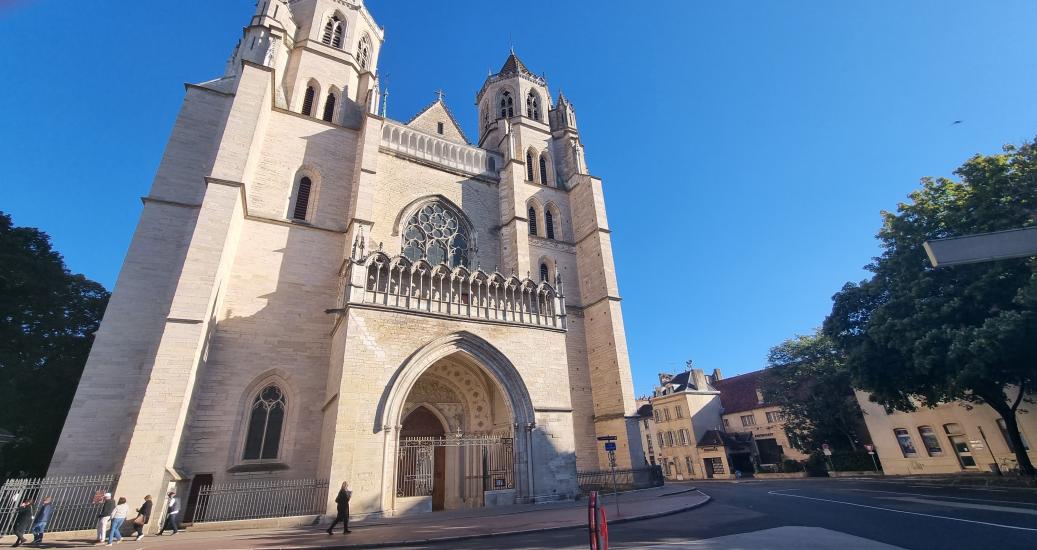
322 92 336 122
301 86 316 116
357 34 372 70
322 15 344 48
526 90 540 120
243 385 286 460
499 91 514 118
401 202 472 268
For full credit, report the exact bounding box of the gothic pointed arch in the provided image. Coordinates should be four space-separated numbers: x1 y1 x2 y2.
394 196 475 268
357 33 372 70
539 149 552 187
233 370 296 465
526 198 543 237
497 88 515 119
526 89 541 120
321 13 346 49
377 332 535 433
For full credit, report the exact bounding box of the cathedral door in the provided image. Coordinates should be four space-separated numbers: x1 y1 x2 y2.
433 446 446 510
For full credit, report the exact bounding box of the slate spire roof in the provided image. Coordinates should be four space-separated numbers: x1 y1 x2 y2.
498 50 533 78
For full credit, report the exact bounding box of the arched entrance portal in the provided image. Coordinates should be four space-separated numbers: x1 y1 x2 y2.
396 357 514 511
382 332 535 515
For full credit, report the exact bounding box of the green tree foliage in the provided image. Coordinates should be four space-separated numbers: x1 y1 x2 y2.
0 212 109 478
824 140 1037 476
761 332 868 453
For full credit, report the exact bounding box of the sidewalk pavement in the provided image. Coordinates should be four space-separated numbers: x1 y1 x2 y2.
26 485 709 549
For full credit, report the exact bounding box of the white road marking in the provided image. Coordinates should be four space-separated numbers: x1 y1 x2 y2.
877 496 1037 516
846 488 1037 507
767 490 1037 532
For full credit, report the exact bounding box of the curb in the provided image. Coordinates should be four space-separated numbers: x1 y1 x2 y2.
330 493 712 549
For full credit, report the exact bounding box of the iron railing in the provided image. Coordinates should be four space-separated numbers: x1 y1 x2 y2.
192 478 329 523
0 475 118 534
396 435 515 503
577 466 664 494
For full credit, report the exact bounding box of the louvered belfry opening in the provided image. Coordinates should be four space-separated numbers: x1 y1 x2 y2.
322 93 336 122
293 177 312 220
545 210 555 239
528 206 538 236
301 87 315 116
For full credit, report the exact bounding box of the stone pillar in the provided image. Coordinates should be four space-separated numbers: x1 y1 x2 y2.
106 61 273 523
569 174 645 469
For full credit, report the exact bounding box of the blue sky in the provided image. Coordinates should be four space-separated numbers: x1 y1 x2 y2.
3 1 1036 396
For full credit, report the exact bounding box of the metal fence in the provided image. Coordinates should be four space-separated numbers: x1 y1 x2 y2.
0 474 118 534
577 466 664 494
192 478 329 523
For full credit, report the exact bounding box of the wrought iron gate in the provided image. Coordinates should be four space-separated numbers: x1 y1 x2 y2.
396 435 514 506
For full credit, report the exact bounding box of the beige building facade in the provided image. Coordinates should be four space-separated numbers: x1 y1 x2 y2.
48 0 644 521
856 390 1035 476
641 368 810 480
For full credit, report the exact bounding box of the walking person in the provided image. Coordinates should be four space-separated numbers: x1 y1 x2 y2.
326 482 352 535
95 493 115 545
157 491 179 536
105 498 129 546
30 496 53 545
10 498 33 548
130 495 152 541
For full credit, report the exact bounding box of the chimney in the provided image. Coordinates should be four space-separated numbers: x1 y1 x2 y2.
711 368 723 382
691 369 709 391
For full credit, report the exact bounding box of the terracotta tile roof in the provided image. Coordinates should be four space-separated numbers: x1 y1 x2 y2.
711 370 768 414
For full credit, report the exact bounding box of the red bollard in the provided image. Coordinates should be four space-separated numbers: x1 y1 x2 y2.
588 491 609 550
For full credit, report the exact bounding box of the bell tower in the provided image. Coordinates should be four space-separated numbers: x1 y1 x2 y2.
476 51 554 278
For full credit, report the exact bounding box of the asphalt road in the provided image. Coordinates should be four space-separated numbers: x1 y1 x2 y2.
400 478 1037 549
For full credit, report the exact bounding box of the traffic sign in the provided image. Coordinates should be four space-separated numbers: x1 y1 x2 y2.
604 442 616 452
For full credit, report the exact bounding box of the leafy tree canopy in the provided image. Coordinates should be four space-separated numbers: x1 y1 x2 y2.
824 139 1037 475
0 212 109 478
761 331 868 453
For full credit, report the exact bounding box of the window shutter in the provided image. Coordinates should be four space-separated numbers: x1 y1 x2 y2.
302 86 315 116
322 93 336 122
528 207 537 236
545 210 555 239
322 19 334 45
293 177 312 220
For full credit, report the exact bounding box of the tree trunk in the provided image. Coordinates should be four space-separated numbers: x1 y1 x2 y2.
983 391 1035 477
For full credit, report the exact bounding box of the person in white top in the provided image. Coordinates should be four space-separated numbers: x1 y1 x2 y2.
106 497 130 546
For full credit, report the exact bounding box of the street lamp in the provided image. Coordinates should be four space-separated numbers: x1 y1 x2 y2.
923 226 1037 267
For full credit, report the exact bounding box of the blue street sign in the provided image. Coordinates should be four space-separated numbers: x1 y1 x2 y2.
604 442 616 452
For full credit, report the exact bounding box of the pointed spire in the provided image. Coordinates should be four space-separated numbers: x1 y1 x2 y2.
498 50 532 78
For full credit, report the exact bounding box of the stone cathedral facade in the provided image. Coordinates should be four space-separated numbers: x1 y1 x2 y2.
50 0 644 518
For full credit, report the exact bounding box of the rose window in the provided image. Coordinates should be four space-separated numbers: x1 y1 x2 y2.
402 202 471 268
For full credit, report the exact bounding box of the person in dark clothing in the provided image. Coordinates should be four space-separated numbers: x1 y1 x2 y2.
131 495 153 541
157 491 179 535
11 498 33 547
30 496 53 545
326 482 352 535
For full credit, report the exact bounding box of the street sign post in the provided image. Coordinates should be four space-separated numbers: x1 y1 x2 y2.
864 444 878 472
599 436 619 518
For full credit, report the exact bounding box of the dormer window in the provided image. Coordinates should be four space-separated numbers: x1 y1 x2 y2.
322 15 344 49
526 90 540 120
